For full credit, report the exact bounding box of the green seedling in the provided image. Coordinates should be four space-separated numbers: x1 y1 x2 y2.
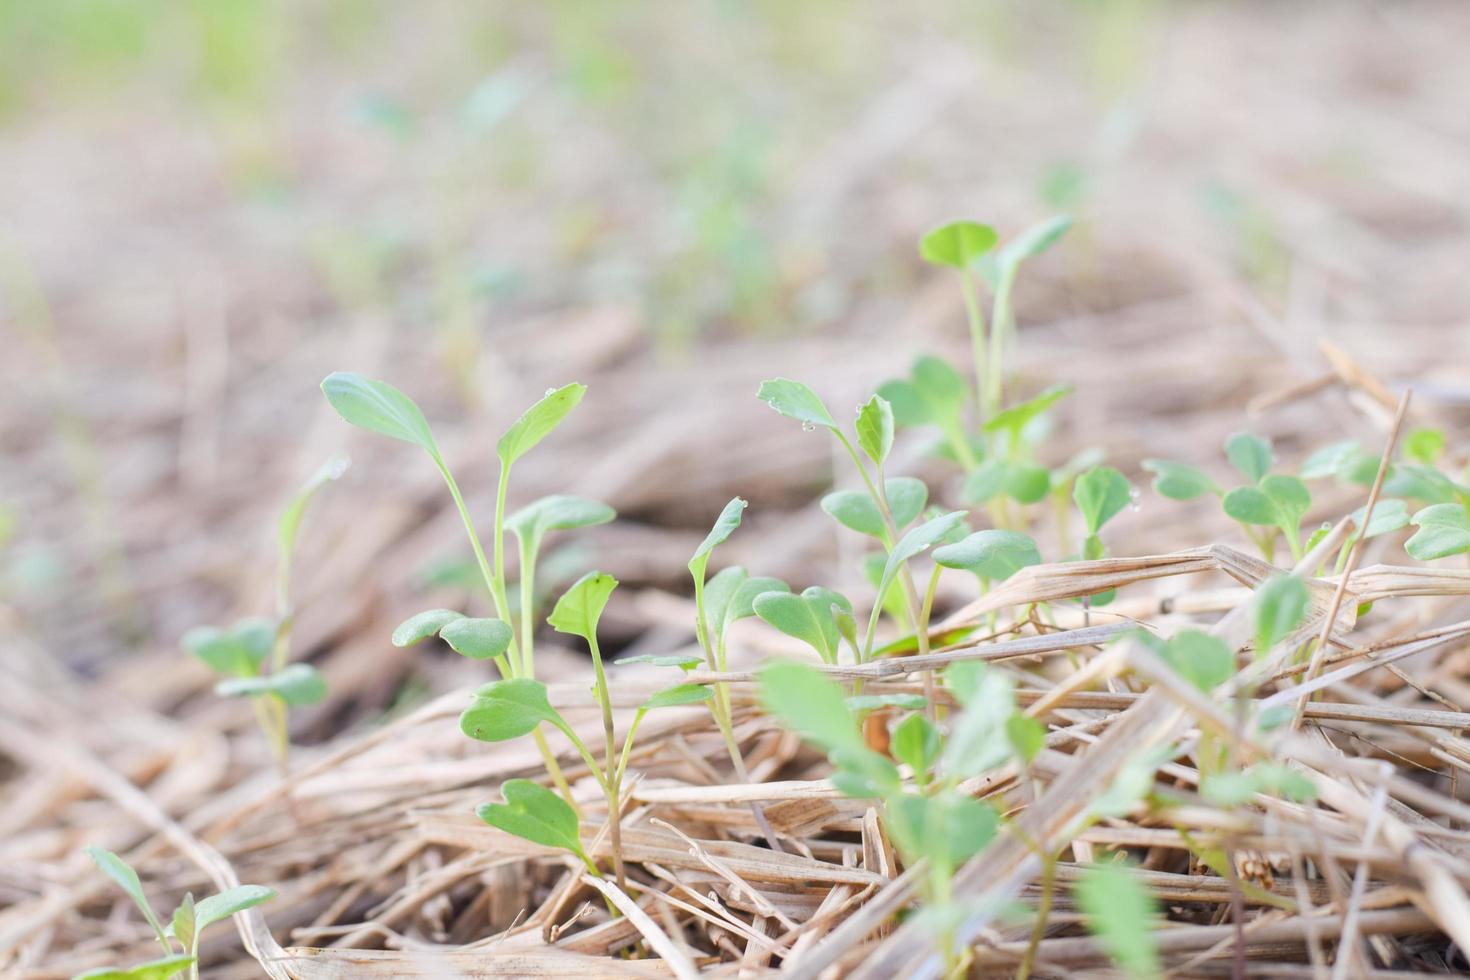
322 373 590 678
1147 432 1313 561
760 659 1060 976
326 373 610 808
182 456 344 769
81 848 274 980
918 216 1072 420
457 572 706 891
759 379 968 672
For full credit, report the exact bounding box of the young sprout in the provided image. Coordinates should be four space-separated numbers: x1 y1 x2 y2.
81 848 274 980
181 456 343 769
758 378 966 669
760 659 1050 976
1147 432 1313 562
321 373 588 678
918 220 999 417
324 373 601 805
878 356 978 468
547 570 636 889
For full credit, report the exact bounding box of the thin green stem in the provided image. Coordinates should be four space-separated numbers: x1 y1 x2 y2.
518 535 537 677
533 728 581 816
959 270 989 423
586 634 626 890
436 460 512 677
491 461 519 667
988 268 1017 418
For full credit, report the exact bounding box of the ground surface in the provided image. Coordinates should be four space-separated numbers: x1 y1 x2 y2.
4 2 1470 977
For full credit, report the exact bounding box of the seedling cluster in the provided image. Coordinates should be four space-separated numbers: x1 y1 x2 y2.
104 212 1470 977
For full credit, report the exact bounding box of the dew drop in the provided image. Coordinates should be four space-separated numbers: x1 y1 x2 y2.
545 387 557 396
801 421 815 432
1128 485 1142 512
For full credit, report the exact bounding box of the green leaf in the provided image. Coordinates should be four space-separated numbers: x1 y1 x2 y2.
820 490 886 538
1090 747 1169 819
476 779 585 857
1225 432 1273 484
1075 862 1162 980
758 662 862 753
983 384 1072 440
641 683 713 709
1159 629 1235 692
891 714 941 777
1003 463 1051 504
702 566 747 640
72 955 197 980
845 693 928 713
85 848 167 947
941 663 1017 778
886 478 930 528
829 745 903 799
887 791 998 869
506 494 615 548
1407 503 1470 560
496 383 587 466
439 617 514 661
391 609 465 647
753 587 851 663
1142 459 1218 500
1201 770 1256 806
756 378 836 429
1299 440 1358 479
999 214 1073 268
821 479 927 539
547 571 618 642
722 576 790 633
688 498 748 581
1346 498 1409 543
170 893 195 949
933 530 1040 581
181 626 255 678
1221 486 1278 526
192 885 276 932
276 455 349 562
321 372 439 457
460 678 570 742
856 395 895 466
875 378 927 428
960 460 1007 503
919 220 999 269
214 663 327 706
880 357 969 430
1404 428 1446 465
613 653 706 670
1006 714 1045 763
1384 463 1462 504
1074 466 1132 535
1260 474 1310 529
1254 574 1309 654
1250 762 1317 803
874 511 968 617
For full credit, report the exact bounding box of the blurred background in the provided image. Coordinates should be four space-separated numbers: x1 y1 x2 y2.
4 0 1470 743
